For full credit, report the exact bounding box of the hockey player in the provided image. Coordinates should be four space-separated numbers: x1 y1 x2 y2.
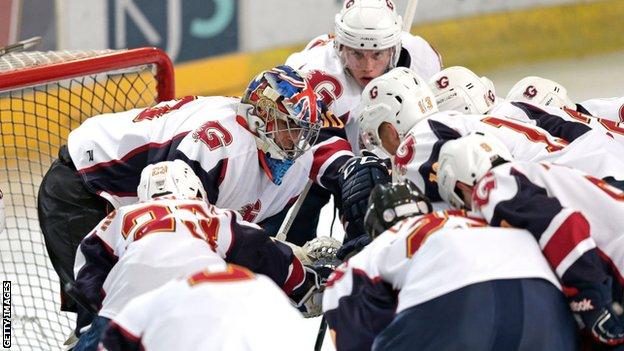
286 0 442 152
72 160 329 350
268 0 442 245
436 133 624 348
323 182 578 351
358 67 624 205
100 264 309 351
507 75 624 123
37 65 351 312
429 66 624 145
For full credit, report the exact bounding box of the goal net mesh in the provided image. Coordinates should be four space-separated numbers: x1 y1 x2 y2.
0 48 174 350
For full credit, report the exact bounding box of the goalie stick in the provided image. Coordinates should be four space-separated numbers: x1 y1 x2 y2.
276 180 313 242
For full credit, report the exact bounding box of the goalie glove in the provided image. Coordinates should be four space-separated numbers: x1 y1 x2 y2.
289 236 341 318
339 156 391 241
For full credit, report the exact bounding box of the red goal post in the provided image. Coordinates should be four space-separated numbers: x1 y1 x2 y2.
0 47 174 350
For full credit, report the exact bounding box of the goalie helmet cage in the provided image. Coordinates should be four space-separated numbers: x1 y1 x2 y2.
0 47 174 350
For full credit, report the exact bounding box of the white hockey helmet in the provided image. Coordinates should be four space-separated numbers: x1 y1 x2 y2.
358 67 437 155
436 132 512 208
506 76 575 109
137 160 206 202
334 0 403 67
429 66 497 115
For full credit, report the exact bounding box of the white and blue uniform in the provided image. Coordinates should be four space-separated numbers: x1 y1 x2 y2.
68 96 353 222
101 265 307 351
323 210 576 351
286 32 442 153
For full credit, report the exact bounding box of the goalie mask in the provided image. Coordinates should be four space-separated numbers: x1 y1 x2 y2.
137 160 206 202
334 0 403 79
429 66 498 115
436 132 512 209
240 65 324 185
364 181 432 238
358 67 437 156
506 76 575 109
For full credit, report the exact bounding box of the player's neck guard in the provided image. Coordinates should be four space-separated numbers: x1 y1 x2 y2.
258 150 294 185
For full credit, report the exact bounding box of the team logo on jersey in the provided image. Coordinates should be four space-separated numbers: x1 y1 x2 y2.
369 86 378 99
523 85 538 99
308 70 343 107
239 200 261 222
472 172 496 209
192 121 233 151
435 76 449 89
619 104 624 122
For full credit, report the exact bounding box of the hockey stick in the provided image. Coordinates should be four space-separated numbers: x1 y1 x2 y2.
314 316 328 351
276 179 313 242
0 36 42 57
402 0 419 32
57 267 99 316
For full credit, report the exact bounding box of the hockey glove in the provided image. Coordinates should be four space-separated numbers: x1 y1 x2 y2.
570 286 624 346
336 235 372 261
339 156 391 242
290 264 335 318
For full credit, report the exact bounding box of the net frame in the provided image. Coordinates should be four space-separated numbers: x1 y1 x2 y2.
0 47 174 350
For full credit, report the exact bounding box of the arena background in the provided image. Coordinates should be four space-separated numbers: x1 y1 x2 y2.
1 1 624 350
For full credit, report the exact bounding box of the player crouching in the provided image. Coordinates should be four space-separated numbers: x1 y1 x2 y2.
70 160 337 350
322 181 578 350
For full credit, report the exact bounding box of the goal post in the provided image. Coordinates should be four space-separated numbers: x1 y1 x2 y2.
0 47 174 350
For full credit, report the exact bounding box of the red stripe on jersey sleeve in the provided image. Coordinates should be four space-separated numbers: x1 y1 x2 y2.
310 138 352 181
282 255 305 295
542 211 591 268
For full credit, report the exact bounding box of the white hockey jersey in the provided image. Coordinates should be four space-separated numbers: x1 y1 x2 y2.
394 110 624 201
74 196 305 321
101 264 308 351
578 97 624 122
322 210 559 351
67 96 352 222
68 96 232 207
472 161 624 301
286 32 442 153
393 110 567 200
490 100 624 144
172 113 352 223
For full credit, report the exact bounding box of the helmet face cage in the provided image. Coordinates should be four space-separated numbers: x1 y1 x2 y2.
242 65 323 161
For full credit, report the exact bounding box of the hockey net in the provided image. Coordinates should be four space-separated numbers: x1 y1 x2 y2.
0 47 174 350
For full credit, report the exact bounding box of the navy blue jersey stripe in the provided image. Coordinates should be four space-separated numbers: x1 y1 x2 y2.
419 119 462 201
80 134 188 195
511 102 590 142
